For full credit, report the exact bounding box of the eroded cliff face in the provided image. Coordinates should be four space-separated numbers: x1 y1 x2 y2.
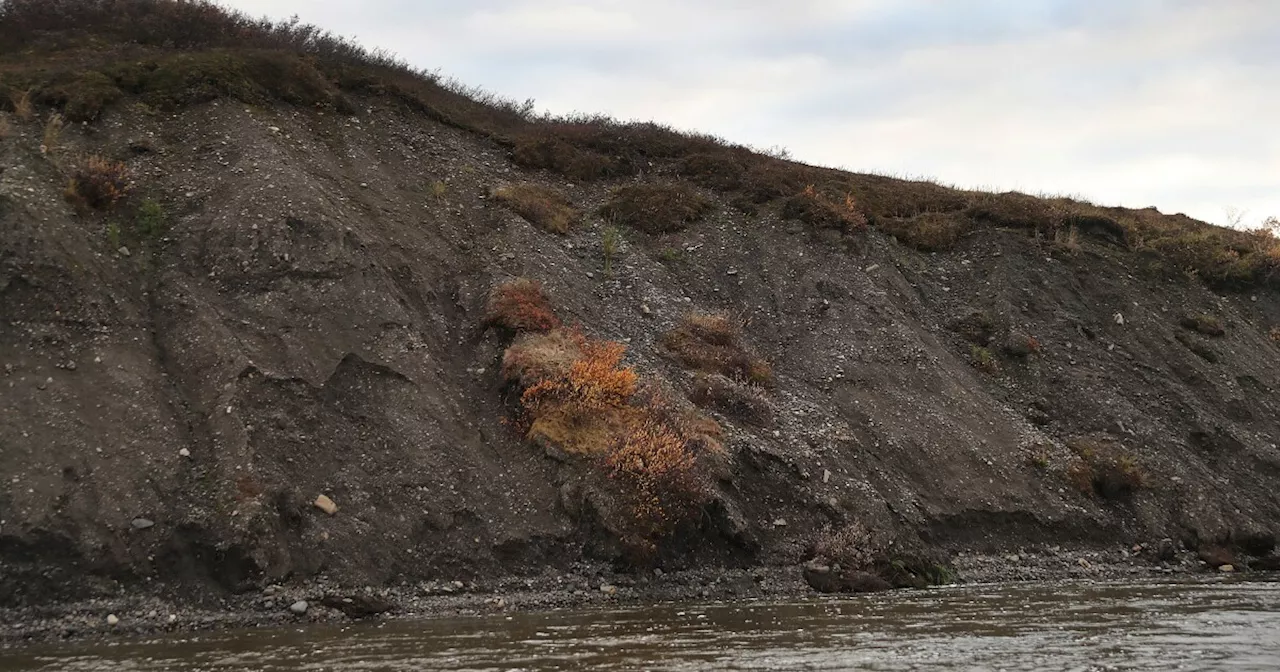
2 92 1279 606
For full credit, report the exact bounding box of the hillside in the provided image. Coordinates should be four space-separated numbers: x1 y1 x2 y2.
3 0 1280 620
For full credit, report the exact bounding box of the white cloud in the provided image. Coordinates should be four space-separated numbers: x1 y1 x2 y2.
219 0 1280 226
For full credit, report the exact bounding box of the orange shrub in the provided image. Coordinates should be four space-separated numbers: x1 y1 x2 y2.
484 278 560 333
521 336 638 418
605 416 705 554
504 327 717 558
65 155 133 209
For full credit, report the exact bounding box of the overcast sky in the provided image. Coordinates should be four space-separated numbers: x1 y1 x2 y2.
221 0 1278 227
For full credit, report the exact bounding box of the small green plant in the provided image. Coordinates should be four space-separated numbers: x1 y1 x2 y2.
1027 450 1050 471
41 113 64 155
657 247 682 265
602 226 622 275
106 221 121 249
134 199 166 240
429 181 447 200
969 344 999 373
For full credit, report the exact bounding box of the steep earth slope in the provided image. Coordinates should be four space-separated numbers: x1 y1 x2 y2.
2 1 1280 610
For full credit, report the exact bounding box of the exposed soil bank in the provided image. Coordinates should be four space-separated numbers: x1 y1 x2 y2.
4 3 1280 649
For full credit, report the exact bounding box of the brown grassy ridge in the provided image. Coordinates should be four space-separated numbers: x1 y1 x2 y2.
4 0 1279 289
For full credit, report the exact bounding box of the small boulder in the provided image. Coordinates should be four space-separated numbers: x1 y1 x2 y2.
314 494 338 516
106 614 119 626
289 600 309 615
1198 546 1235 569
319 595 393 619
131 517 155 530
802 563 891 594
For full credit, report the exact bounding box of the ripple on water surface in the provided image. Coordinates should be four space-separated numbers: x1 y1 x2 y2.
2 577 1279 671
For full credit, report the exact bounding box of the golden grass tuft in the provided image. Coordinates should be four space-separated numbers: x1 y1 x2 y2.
9 88 34 121
493 183 578 234
40 112 63 154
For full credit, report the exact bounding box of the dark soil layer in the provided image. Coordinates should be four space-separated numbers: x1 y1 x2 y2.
3 0 1280 645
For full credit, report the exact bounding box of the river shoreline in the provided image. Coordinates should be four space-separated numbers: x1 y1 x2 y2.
0 543 1238 649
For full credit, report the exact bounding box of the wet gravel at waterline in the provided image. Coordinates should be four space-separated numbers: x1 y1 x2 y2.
2 576 1278 671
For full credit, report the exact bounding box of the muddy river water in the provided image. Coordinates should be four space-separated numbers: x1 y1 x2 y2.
2 577 1278 671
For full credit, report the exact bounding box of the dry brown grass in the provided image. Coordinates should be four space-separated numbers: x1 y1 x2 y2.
40 112 63 154
1270 326 1280 343
1054 225 1081 252
511 134 616 180
484 278 560 334
9 88 33 120
64 155 132 210
599 182 712 234
1065 438 1145 500
877 212 972 251
1179 314 1226 337
781 184 868 233
501 329 582 389
493 183 578 234
662 313 773 386
813 522 877 571
0 116 10 139
688 373 773 426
